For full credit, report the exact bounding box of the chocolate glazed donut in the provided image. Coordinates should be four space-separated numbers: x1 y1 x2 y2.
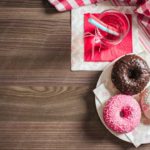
111 54 150 95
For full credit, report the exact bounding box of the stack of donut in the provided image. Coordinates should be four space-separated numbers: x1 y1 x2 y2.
103 54 150 133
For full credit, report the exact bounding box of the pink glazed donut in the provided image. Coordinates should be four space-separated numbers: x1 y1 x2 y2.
103 94 141 133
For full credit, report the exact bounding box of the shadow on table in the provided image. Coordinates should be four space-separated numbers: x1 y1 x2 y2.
82 86 133 150
42 0 58 14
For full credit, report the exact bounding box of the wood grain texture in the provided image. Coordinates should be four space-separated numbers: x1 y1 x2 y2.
0 6 99 85
0 122 133 150
0 0 52 8
0 85 96 121
0 0 149 150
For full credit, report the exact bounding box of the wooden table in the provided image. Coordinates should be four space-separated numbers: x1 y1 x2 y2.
0 0 149 149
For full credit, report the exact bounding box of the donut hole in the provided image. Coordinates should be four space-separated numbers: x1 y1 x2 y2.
120 106 132 118
128 68 141 80
120 111 124 117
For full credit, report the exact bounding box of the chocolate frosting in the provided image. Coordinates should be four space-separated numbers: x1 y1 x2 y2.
111 54 150 95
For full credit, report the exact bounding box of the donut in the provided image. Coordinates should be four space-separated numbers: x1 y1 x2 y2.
103 94 141 133
140 87 150 119
111 54 150 95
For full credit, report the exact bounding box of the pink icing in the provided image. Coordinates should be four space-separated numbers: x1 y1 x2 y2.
103 94 141 133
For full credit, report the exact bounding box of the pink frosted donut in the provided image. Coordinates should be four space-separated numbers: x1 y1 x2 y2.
103 94 141 133
140 87 150 119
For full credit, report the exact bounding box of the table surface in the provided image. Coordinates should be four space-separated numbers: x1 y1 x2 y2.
0 0 149 149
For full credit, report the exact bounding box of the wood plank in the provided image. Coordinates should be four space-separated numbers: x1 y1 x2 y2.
0 122 133 150
0 0 52 8
0 8 69 20
0 8 99 85
0 85 97 121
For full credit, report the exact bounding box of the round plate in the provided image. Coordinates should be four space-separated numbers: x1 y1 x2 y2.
95 52 150 144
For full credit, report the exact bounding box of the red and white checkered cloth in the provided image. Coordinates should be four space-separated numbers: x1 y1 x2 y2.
48 0 150 38
136 0 150 38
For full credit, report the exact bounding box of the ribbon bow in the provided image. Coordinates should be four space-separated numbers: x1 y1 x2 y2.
84 28 102 60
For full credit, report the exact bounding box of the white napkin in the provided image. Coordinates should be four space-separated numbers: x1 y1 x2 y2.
71 1 146 71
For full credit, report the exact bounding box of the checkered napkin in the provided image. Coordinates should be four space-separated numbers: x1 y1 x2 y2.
136 0 150 38
48 0 150 38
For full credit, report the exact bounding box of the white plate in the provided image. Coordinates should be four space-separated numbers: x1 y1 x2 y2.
95 52 150 143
